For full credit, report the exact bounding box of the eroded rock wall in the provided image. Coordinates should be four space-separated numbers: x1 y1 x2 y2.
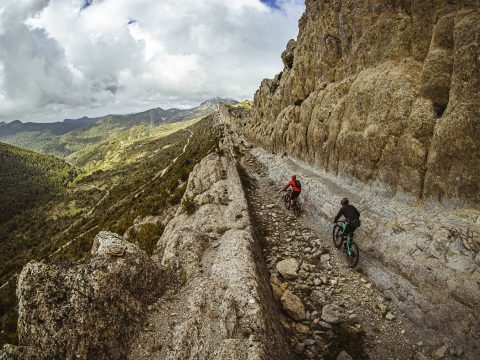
225 0 480 208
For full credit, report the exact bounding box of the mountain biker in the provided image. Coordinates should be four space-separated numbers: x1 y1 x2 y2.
334 198 360 239
283 175 302 202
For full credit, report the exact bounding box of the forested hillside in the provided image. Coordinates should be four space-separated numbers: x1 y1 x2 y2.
0 114 220 347
0 143 77 224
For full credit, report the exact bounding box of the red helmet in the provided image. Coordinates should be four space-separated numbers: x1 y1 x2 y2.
292 175 296 180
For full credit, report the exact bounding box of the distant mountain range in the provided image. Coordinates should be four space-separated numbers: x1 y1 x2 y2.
0 97 237 157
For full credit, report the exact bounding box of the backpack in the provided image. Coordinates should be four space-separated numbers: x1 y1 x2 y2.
294 179 302 190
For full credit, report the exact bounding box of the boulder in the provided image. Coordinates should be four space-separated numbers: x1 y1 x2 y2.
5 232 163 360
276 258 299 280
281 290 305 320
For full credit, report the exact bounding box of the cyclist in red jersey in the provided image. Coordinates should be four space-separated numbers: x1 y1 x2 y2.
283 175 302 201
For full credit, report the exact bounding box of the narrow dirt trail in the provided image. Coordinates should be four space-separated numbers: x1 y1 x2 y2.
239 145 428 360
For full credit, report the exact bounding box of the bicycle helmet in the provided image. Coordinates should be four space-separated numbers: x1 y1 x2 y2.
292 175 297 180
341 198 349 206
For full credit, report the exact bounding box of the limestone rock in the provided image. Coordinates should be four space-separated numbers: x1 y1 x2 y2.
7 232 163 359
337 350 353 360
415 353 430 360
294 342 305 355
276 258 299 280
321 304 345 324
281 290 306 321
281 39 297 69
143 128 293 359
310 290 327 308
432 344 449 359
91 231 129 256
270 273 288 300
385 312 396 321
295 323 310 334
221 3 480 208
218 2 480 356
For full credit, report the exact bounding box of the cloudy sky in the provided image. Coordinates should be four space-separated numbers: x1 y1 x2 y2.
0 0 304 122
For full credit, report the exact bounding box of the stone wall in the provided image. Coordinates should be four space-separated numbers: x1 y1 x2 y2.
226 0 480 208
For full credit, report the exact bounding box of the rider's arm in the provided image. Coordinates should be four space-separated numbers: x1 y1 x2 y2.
334 208 343 223
283 181 292 190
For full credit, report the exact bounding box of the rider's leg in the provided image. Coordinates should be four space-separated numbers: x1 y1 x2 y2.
291 191 299 208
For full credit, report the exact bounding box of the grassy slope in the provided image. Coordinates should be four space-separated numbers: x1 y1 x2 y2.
67 118 200 170
0 114 220 346
0 143 78 224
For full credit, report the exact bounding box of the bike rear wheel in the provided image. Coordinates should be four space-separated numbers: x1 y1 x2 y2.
284 193 291 209
293 201 301 217
347 241 360 268
332 225 343 248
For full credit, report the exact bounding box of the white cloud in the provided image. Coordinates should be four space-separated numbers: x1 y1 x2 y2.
0 0 304 122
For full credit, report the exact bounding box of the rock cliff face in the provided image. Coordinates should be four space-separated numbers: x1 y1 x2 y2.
0 232 164 360
226 0 480 208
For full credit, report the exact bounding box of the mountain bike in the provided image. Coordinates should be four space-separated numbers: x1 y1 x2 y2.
284 189 301 217
332 220 359 267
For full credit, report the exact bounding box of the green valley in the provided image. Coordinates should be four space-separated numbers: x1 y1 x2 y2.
0 113 221 347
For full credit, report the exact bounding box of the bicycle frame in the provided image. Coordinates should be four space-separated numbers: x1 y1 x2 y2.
285 190 299 208
340 222 352 256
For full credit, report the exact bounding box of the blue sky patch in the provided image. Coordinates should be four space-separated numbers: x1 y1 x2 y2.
260 0 282 10
80 0 94 10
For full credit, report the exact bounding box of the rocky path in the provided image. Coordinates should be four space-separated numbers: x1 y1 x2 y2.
239 146 431 360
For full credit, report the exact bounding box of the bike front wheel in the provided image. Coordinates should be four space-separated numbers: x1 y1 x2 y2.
284 193 291 209
332 225 343 248
347 241 360 268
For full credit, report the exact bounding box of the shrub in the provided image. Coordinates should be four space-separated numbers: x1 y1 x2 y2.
134 222 164 255
182 196 197 214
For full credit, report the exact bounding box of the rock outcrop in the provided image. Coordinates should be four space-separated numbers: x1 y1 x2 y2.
1 232 163 360
222 0 480 208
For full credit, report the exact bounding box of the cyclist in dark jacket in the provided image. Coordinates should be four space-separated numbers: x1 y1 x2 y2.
334 198 360 238
283 175 302 200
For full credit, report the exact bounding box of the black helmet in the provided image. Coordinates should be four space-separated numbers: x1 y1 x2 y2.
341 198 349 206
